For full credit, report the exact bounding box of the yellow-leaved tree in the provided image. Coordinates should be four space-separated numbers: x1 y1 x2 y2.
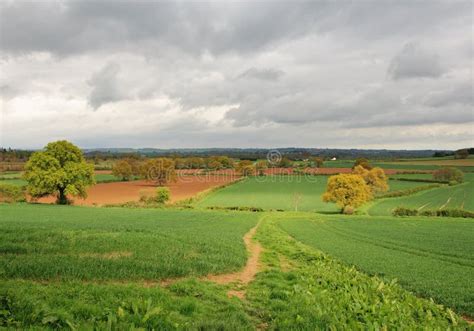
353 165 389 194
322 174 372 212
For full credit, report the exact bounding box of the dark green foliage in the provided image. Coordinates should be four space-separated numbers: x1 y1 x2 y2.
393 207 421 216
394 208 474 218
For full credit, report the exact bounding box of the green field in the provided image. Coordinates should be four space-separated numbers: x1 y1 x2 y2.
323 159 474 172
197 176 339 212
1 204 469 329
277 215 474 316
0 204 258 281
389 173 434 180
369 175 474 215
384 178 435 192
197 176 435 212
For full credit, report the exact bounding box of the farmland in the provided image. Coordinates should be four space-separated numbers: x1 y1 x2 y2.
277 215 474 317
0 204 470 329
197 176 339 212
2 154 474 329
0 204 258 281
196 175 437 212
369 173 474 215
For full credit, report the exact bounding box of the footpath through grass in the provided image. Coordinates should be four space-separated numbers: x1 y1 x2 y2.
0 204 258 281
278 214 474 317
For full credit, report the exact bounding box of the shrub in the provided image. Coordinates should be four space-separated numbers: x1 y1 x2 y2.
394 207 474 218
155 187 170 204
139 187 170 205
433 167 464 183
392 207 418 216
0 184 26 203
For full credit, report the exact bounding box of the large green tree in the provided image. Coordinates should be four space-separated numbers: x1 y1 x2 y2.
23 140 95 204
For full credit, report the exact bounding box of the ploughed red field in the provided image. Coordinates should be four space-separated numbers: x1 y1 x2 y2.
38 175 239 206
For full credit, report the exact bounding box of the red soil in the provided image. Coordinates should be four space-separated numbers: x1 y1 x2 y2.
38 175 239 206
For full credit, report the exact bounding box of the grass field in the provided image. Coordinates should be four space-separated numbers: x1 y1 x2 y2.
369 174 474 215
196 176 435 212
385 178 434 192
0 204 258 281
389 173 434 180
197 176 339 212
277 215 474 317
1 205 469 329
323 159 474 172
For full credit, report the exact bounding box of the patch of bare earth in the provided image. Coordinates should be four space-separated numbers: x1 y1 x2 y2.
37 175 239 206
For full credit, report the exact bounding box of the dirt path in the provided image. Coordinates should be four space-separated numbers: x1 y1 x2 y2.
205 221 262 285
156 220 263 298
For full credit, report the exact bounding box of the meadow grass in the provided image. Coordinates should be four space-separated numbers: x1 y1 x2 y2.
197 176 339 212
277 215 474 316
0 204 258 281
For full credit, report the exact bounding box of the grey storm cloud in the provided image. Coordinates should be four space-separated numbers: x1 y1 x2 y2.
0 0 472 149
388 43 445 80
87 63 124 110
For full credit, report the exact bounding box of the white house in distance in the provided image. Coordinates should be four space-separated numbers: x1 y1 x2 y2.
330 157 337 161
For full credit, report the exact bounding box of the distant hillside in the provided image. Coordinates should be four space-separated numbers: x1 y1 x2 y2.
82 148 453 160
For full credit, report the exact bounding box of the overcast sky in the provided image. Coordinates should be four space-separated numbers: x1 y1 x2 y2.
0 1 472 150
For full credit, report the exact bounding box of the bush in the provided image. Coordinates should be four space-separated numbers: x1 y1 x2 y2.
155 187 170 204
433 167 464 183
393 207 474 218
139 187 170 205
0 184 26 203
393 207 419 216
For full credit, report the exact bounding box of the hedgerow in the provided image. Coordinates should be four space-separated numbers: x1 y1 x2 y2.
393 207 474 218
